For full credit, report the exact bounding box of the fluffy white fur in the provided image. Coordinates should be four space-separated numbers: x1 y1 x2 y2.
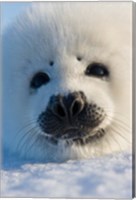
2 2 132 162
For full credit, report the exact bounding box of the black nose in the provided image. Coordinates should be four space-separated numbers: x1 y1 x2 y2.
50 92 86 120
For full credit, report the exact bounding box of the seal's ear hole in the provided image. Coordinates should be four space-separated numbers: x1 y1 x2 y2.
76 56 82 61
49 61 54 66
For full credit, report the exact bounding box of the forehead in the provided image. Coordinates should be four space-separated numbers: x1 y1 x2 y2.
13 3 130 41
6 2 131 71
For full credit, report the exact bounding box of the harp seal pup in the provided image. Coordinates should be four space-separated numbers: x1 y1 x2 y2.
2 2 132 162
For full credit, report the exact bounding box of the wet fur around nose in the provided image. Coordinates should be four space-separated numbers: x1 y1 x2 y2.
38 91 106 142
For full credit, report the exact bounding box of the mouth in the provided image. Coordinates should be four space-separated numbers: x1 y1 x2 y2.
41 127 106 146
56 127 87 139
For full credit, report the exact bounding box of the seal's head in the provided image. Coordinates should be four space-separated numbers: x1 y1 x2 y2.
3 2 132 162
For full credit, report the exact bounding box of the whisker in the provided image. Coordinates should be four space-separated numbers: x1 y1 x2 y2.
17 126 36 149
109 132 122 151
104 135 113 153
106 115 130 132
25 129 40 156
110 125 131 144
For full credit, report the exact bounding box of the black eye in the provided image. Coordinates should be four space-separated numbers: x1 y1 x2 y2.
30 72 50 89
77 56 82 61
85 62 109 79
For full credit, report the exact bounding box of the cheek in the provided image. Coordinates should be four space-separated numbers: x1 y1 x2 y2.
84 83 115 117
29 89 51 121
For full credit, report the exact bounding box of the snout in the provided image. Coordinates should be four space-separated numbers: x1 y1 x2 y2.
50 91 85 122
38 91 106 143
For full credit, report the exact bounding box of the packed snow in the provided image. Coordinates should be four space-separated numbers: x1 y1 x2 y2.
1 152 132 198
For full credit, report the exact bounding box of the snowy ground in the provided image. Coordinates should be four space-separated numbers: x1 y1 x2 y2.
1 152 132 198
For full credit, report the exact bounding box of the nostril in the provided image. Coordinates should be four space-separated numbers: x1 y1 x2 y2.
53 103 66 117
50 92 86 120
71 99 84 116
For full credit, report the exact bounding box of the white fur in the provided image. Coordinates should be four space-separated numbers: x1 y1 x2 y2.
2 2 132 162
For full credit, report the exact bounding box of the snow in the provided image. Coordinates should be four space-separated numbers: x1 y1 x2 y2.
1 152 132 198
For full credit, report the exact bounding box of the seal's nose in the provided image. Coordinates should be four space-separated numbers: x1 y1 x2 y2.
50 92 85 121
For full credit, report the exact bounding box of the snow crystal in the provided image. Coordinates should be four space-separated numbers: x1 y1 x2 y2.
1 152 132 198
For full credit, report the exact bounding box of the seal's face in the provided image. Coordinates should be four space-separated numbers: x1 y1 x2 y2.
3 3 131 161
26 39 115 153
32 62 110 145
